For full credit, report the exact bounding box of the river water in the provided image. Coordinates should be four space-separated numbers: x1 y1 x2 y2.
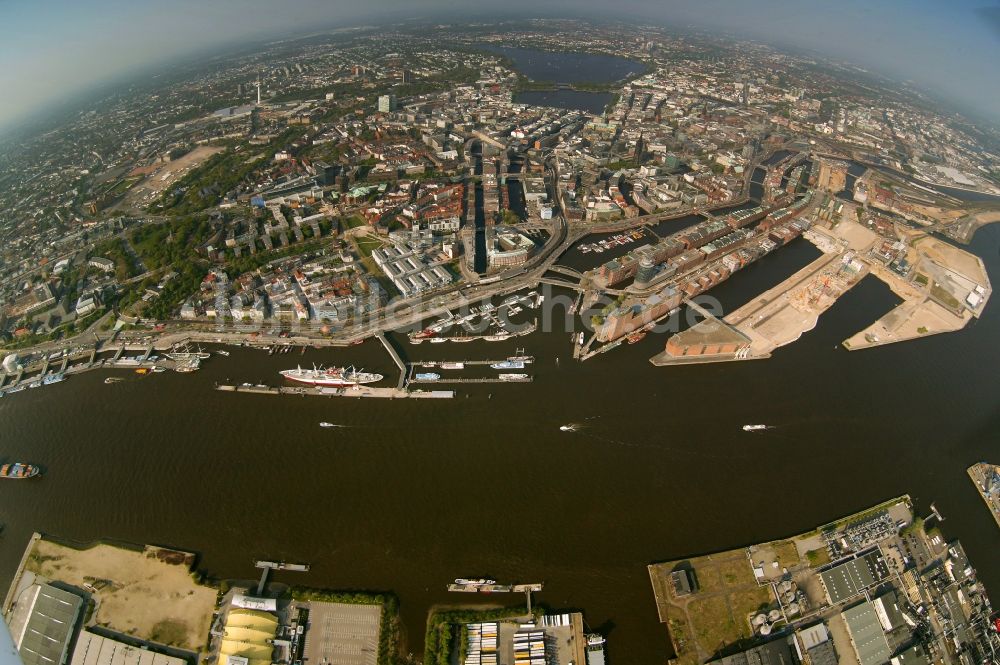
3 54 1000 665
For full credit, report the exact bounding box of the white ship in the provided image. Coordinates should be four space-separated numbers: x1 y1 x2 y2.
498 373 528 381
491 360 525 370
280 365 383 387
166 345 211 361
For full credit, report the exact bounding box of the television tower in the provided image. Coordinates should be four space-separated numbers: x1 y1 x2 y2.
256 76 261 105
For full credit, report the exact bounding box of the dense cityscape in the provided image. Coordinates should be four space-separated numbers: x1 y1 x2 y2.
2 14 1000 665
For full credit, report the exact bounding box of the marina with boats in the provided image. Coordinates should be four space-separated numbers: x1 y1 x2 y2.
408 291 542 344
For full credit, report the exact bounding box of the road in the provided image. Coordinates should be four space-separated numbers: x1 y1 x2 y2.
3 146 779 357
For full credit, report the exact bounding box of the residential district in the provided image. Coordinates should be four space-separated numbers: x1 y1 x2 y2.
5 490 1000 665
0 20 998 397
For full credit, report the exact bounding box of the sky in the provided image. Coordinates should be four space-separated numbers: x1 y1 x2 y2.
0 0 998 133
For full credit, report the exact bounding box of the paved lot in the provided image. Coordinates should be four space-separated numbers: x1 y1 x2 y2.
302 602 381 665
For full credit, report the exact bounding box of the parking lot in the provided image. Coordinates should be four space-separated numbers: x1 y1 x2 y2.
301 601 382 665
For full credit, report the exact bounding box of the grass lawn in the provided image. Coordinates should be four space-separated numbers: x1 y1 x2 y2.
355 236 383 259
343 214 367 230
806 548 831 566
930 282 961 309
717 557 754 589
688 595 739 656
772 540 800 568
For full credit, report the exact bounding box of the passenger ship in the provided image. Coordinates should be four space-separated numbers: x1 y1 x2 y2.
279 365 383 387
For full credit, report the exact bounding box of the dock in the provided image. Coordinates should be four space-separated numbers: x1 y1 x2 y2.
967 463 1000 529
446 582 543 594
408 375 532 384
215 384 454 399
410 357 534 367
375 331 407 390
255 560 311 571
255 560 310 596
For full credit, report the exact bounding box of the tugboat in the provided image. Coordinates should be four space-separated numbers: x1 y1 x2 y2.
626 331 647 344
586 634 607 665
0 463 40 479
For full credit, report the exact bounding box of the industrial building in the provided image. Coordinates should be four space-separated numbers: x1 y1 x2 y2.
9 583 84 665
70 631 186 665
818 549 890 605
705 636 797 665
219 608 278 665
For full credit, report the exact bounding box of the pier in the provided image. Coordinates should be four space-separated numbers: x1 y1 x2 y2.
408 375 532 384
375 331 407 389
409 357 533 367
967 463 1000 530
446 582 543 594
254 560 310 596
215 383 454 399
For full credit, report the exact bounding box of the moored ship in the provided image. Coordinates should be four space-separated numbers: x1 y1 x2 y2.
491 360 525 370
280 365 383 387
498 373 529 381
1 463 40 479
415 372 441 381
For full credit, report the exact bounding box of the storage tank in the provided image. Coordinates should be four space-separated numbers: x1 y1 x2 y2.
752 613 767 627
759 623 772 636
786 602 800 615
768 609 782 622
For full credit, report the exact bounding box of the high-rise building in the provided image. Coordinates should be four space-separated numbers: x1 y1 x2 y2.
400 69 413 84
378 95 396 113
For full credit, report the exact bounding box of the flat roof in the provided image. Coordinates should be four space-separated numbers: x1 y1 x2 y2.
819 550 889 605
843 602 891 665
71 631 186 665
706 638 796 665
16 583 84 665
807 641 838 665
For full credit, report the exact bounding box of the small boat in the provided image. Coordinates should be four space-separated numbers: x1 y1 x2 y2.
491 360 525 370
135 368 150 375
0 463 40 479
743 424 767 432
319 422 336 428
152 366 166 373
216 350 230 357
559 424 578 432
429 338 447 344
440 362 465 370
415 373 441 381
454 578 496 586
104 377 124 384
498 373 528 381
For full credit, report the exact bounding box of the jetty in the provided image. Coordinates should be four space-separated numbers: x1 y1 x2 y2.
967 463 1000 529
215 384 454 399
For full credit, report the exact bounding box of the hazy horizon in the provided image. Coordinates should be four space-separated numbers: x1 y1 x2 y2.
1 0 998 136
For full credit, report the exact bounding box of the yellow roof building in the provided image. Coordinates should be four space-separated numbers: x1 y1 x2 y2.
219 609 278 665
